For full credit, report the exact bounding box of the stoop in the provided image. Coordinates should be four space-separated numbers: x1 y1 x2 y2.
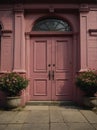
26 101 77 106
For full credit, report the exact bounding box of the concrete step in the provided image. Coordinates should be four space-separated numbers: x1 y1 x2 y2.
26 101 77 106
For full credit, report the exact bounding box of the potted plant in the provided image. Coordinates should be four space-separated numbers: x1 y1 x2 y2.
75 69 97 108
0 72 29 108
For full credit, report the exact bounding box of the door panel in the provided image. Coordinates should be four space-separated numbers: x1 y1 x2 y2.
55 79 71 96
33 41 47 72
52 38 73 100
55 40 70 71
33 79 47 96
30 37 73 101
30 38 51 100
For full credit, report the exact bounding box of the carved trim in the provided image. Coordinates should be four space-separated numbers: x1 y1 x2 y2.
0 71 10 74
25 31 74 37
1 30 12 37
1 30 12 33
79 4 90 12
78 68 88 73
13 4 24 12
88 29 97 36
12 69 26 74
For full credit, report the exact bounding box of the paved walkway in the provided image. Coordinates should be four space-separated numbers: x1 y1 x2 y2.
0 106 97 130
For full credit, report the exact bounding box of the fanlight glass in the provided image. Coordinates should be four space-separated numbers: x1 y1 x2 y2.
32 18 72 32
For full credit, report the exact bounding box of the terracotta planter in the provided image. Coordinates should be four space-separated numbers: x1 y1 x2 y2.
83 97 97 108
5 96 21 108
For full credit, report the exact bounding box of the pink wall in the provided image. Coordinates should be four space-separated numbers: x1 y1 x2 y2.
0 11 13 72
80 8 97 71
0 3 97 105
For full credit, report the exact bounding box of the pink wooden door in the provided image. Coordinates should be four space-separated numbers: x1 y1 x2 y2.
30 38 52 100
30 37 73 101
51 37 73 100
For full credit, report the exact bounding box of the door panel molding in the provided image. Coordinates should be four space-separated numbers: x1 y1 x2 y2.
33 40 47 72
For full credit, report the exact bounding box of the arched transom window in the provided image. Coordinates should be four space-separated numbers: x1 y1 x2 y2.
32 18 72 32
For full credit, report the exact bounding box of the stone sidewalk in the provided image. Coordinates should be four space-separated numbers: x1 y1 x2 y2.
0 106 97 130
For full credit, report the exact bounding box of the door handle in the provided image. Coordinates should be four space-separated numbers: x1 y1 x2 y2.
48 71 51 80
48 70 54 80
52 70 54 80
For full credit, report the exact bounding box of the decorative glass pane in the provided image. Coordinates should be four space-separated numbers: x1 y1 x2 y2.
32 18 72 32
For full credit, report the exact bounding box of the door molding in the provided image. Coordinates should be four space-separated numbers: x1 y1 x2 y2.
25 31 79 101
29 36 75 101
25 31 75 37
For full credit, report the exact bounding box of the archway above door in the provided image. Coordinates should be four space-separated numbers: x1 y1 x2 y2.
32 18 72 32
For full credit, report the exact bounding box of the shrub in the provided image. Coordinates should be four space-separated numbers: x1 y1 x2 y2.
75 70 97 97
0 72 29 96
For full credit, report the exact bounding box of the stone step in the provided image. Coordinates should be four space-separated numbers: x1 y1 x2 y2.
26 101 77 106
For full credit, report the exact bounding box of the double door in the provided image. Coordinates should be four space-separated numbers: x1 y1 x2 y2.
30 37 73 101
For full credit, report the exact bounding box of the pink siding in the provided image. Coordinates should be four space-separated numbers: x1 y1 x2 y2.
1 37 12 71
0 11 13 72
80 10 97 71
88 11 97 69
0 11 12 30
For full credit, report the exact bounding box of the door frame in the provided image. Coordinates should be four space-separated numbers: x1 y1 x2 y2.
25 32 79 102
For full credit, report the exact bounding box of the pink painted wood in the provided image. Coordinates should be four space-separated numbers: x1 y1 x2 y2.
52 37 73 100
30 37 73 101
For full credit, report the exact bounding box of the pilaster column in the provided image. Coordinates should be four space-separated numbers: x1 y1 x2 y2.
13 8 25 73
79 5 89 72
73 34 79 73
25 34 30 100
25 34 30 77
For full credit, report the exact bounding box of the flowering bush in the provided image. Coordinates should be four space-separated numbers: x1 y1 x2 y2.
0 72 29 96
75 70 97 97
